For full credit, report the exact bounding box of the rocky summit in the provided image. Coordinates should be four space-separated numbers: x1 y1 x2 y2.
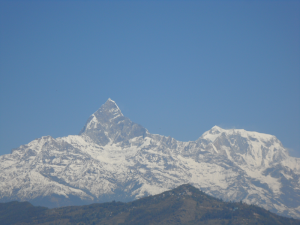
0 99 299 218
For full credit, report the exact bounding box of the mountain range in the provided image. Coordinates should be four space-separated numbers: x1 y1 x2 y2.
0 99 299 219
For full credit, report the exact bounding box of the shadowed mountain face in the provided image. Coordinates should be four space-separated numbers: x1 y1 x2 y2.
0 99 300 219
79 99 146 146
1 184 300 225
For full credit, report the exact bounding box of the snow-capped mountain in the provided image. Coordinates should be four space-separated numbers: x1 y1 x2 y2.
1 99 299 218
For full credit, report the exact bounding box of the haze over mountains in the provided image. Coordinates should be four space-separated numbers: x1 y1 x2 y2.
0 99 299 219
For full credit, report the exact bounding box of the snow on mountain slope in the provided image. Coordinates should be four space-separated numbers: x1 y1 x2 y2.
0 99 299 218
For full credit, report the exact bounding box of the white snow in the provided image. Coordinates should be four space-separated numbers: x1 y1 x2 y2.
0 110 298 219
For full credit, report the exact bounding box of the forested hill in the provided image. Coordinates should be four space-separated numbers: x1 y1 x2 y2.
1 184 299 225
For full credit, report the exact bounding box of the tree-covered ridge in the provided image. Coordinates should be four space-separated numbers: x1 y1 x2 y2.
1 184 299 225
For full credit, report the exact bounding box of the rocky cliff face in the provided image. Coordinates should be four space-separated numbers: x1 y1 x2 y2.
1 99 299 218
79 98 146 146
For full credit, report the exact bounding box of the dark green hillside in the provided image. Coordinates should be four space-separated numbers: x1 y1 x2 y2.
1 184 299 225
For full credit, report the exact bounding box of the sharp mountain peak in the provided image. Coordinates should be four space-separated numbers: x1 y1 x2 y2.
0 99 299 219
96 98 123 116
79 99 146 146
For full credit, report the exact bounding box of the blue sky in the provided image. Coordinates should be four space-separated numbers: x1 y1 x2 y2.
0 1 299 157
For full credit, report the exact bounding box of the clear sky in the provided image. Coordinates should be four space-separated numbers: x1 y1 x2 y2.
0 1 299 157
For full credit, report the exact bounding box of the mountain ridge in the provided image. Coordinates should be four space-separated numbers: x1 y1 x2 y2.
1 184 300 225
0 99 299 219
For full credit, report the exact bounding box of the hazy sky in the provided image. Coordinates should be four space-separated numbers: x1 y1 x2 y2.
0 1 299 157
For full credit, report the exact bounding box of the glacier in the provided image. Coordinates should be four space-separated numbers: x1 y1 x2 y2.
0 98 299 218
